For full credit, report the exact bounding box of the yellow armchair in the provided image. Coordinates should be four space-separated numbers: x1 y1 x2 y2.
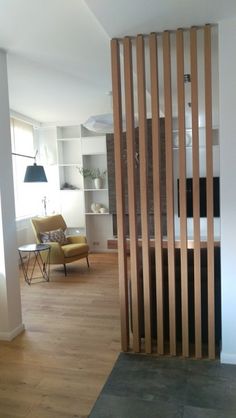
31 214 89 276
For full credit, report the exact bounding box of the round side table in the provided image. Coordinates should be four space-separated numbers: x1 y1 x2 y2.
18 244 51 285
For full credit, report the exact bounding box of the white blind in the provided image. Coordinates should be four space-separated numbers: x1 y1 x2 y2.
11 118 46 218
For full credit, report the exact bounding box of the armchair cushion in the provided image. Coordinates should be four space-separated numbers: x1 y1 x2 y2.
62 243 89 258
66 235 87 244
40 228 68 245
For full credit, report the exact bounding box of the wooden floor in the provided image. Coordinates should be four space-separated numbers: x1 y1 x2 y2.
0 253 121 418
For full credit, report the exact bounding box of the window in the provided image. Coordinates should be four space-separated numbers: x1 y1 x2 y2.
11 118 45 219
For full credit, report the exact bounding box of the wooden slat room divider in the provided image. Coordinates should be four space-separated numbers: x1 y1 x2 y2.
111 25 218 359
123 37 141 353
110 39 129 352
136 34 152 354
163 30 177 357
204 25 215 360
176 29 189 358
190 27 202 359
149 33 164 356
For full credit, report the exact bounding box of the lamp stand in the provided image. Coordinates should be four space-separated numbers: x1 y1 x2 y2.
42 196 48 216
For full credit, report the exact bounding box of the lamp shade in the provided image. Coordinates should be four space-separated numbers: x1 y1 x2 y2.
24 163 47 182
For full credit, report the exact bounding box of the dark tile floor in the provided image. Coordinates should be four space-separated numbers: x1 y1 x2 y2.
89 353 236 418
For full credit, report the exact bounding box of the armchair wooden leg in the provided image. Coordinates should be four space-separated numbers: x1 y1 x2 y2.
86 257 90 268
63 264 67 276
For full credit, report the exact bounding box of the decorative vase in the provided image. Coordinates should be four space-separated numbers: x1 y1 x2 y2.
94 177 102 189
99 207 107 214
91 203 101 213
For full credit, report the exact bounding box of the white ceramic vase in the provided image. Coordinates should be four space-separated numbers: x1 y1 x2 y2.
91 203 101 213
94 177 102 189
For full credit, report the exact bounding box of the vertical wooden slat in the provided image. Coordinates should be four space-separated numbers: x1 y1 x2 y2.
136 34 152 353
176 29 189 357
110 39 129 351
204 25 215 359
163 31 176 356
123 36 140 353
149 33 164 355
190 27 202 358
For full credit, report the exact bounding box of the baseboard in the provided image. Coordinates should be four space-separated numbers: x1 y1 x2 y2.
0 323 25 341
220 352 236 364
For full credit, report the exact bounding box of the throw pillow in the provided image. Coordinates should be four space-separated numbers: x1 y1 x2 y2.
40 228 68 245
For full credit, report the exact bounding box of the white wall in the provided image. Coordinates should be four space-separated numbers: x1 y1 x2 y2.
219 17 236 364
0 50 24 340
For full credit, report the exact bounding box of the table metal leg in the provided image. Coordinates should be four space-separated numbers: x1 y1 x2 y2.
19 248 51 285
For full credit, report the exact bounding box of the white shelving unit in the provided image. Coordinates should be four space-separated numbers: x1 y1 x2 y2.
37 124 113 251
56 126 83 191
56 125 84 227
80 129 112 251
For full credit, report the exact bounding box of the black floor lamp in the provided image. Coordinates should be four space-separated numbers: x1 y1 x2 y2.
11 150 47 183
12 150 48 215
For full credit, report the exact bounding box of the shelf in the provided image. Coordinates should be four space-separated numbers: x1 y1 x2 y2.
60 188 108 192
84 188 108 192
85 212 110 216
82 152 106 156
57 137 81 142
173 145 219 150
172 126 219 133
58 163 81 167
60 188 82 192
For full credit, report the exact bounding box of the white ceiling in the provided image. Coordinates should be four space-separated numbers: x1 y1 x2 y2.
0 0 236 124
86 0 236 37
1 0 111 123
